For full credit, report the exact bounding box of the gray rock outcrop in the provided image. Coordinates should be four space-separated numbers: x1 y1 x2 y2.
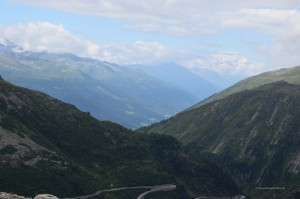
0 192 31 199
34 194 58 199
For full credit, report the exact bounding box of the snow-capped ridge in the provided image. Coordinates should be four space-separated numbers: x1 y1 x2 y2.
0 38 24 53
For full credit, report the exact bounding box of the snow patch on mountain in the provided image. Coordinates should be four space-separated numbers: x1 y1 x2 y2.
0 38 24 53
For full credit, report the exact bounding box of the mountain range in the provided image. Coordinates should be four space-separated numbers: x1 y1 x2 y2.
0 39 221 129
141 79 300 199
0 76 241 199
128 63 221 100
188 66 244 89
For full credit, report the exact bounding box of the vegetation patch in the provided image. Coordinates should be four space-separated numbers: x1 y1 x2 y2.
0 145 17 155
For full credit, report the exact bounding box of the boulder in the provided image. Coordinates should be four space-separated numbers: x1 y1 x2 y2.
33 194 58 199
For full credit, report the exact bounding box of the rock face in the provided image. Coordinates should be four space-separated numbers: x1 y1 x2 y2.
0 192 31 199
34 194 58 199
0 127 62 166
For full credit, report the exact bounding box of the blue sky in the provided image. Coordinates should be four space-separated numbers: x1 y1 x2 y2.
1 0 300 77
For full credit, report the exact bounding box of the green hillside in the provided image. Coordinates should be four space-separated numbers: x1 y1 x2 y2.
0 76 240 199
141 81 300 199
191 65 300 109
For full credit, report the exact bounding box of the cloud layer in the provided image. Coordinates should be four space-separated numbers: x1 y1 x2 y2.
0 22 100 57
4 1 300 76
182 52 264 76
17 0 300 23
0 22 174 65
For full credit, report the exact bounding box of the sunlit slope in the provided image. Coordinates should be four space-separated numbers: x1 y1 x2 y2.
191 65 300 109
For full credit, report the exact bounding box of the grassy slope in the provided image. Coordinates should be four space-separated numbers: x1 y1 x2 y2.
191 65 300 109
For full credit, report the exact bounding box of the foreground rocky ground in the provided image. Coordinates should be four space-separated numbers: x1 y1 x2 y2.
0 193 58 199
0 192 31 199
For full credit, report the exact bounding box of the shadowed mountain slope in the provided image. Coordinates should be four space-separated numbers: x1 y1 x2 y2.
141 81 300 199
0 77 240 199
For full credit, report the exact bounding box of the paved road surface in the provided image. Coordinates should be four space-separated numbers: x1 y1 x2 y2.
194 196 246 199
61 183 245 199
62 184 176 199
136 184 176 199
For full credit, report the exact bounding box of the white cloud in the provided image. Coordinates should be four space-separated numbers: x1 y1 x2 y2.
219 6 300 64
260 35 300 68
0 22 101 57
127 23 217 36
182 52 265 76
127 24 161 32
0 22 174 64
16 0 300 24
222 8 300 32
101 41 173 64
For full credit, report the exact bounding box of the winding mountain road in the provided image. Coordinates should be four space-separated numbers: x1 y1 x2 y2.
62 184 244 199
61 184 176 199
194 196 246 199
136 184 176 199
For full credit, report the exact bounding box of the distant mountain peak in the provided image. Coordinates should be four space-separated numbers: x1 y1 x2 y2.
0 38 16 47
0 38 24 53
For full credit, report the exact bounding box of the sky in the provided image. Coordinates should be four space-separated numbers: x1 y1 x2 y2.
0 0 300 78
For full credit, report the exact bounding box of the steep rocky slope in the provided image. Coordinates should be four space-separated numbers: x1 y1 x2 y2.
0 76 240 199
141 81 300 198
